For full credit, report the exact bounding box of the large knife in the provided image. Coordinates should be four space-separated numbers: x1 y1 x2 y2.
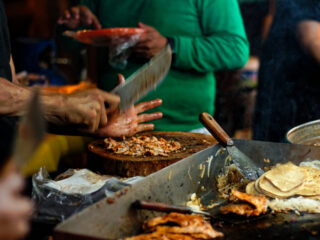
11 88 46 173
112 45 172 111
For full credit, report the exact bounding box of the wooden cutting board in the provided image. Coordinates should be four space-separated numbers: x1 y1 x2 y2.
87 131 217 177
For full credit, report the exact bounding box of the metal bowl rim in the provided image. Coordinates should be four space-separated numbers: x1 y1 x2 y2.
286 119 320 143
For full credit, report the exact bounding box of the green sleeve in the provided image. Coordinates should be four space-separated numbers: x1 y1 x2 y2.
55 0 100 52
172 0 249 72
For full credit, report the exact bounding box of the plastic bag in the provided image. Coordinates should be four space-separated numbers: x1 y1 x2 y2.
32 167 137 222
64 28 145 69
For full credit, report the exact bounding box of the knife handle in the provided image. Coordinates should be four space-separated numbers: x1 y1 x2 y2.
133 200 193 214
199 112 233 147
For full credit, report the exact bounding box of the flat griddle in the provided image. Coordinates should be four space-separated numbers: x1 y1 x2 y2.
54 140 320 240
87 131 216 177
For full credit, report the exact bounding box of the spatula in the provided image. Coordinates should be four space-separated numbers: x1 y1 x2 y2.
199 112 263 180
133 200 218 218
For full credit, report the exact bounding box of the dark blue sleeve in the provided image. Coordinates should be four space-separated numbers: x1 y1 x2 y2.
289 0 320 24
0 0 12 81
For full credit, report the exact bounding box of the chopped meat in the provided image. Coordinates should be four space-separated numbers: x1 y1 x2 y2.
230 189 267 214
220 189 268 217
143 212 223 239
104 136 181 157
125 232 195 240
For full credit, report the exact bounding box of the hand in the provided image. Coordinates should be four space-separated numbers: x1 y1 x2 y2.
132 22 167 59
0 172 33 240
95 74 163 137
60 89 120 133
57 6 101 29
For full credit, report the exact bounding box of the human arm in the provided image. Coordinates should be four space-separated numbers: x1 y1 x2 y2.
171 0 249 72
0 75 162 137
0 78 120 133
262 0 277 42
94 74 163 137
57 5 101 30
132 22 168 59
56 1 100 51
297 20 320 64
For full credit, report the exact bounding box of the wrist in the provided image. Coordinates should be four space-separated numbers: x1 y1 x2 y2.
167 37 176 63
41 92 66 125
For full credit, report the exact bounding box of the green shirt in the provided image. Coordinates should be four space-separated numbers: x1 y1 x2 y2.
59 0 249 131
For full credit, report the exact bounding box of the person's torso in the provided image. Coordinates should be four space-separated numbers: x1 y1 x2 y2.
254 0 320 141
0 0 12 81
90 0 215 131
0 0 17 164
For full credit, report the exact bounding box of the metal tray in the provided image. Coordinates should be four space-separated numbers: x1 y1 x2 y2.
54 140 320 240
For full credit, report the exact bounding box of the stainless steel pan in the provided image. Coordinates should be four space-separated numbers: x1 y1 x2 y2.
54 140 320 240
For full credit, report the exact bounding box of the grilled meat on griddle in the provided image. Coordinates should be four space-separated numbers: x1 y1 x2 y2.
125 212 223 240
220 189 268 217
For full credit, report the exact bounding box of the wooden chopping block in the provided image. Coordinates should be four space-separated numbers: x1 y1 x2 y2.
87 131 217 177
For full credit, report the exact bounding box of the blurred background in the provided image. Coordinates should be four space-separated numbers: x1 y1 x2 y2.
3 0 273 139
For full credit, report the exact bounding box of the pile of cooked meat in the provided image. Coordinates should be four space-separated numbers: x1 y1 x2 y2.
104 136 182 157
125 212 223 240
220 189 268 217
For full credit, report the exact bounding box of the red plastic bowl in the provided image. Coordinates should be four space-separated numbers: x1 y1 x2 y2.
72 28 145 46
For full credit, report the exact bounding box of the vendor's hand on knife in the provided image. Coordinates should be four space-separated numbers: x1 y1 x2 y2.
46 89 120 134
132 22 167 59
58 6 101 29
95 74 163 137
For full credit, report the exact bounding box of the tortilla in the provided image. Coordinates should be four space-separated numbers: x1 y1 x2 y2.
296 166 320 196
257 175 302 199
264 162 306 192
246 181 261 196
305 195 320 200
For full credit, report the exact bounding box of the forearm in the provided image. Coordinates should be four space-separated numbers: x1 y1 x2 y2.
262 0 277 42
40 91 66 126
0 78 30 116
0 78 66 125
297 20 320 64
172 34 249 72
171 0 249 73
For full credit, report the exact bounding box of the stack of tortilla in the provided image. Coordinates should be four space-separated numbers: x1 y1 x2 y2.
246 162 320 200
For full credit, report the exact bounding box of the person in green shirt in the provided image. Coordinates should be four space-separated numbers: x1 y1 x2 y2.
58 0 249 132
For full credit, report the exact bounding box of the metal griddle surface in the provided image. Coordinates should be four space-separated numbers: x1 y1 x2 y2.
55 140 320 240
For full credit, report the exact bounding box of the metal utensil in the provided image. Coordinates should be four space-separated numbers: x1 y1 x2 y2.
55 140 320 239
133 200 212 217
12 88 46 171
199 112 263 180
112 45 172 111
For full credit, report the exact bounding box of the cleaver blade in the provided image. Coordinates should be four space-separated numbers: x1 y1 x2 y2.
112 45 172 111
